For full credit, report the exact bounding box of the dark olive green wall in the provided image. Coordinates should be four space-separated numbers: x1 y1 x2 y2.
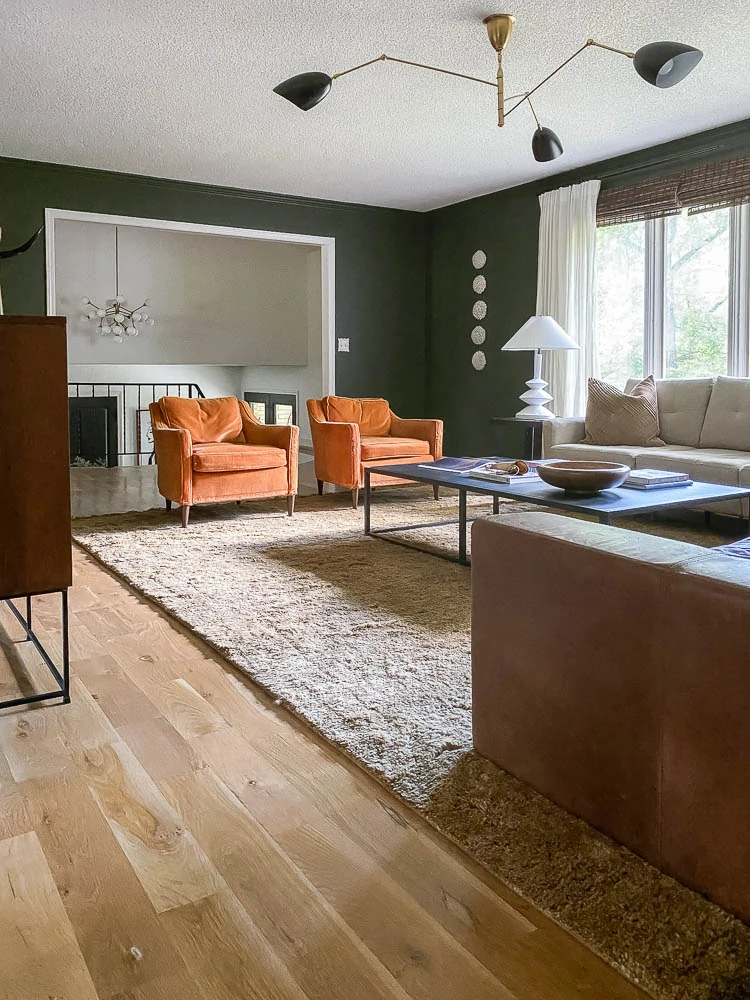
4 118 750 446
0 157 429 415
428 118 750 456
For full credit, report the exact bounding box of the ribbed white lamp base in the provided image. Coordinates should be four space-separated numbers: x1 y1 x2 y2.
515 353 555 419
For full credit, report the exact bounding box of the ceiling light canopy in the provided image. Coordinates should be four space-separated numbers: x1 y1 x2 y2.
273 13 703 166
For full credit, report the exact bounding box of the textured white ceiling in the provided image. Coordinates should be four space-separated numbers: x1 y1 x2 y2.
0 0 747 211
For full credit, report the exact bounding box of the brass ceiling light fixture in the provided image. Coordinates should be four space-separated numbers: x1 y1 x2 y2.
273 14 703 163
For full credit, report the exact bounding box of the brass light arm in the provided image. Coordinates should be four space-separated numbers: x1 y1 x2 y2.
332 52 529 109
504 38 635 120
332 53 499 89
587 39 635 59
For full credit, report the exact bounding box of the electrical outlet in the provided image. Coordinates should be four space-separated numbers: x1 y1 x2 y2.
338 338 350 352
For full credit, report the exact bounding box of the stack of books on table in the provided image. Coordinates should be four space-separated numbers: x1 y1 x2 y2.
417 457 548 483
623 469 693 490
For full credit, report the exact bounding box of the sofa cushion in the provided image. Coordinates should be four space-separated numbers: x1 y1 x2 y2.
699 377 750 450
324 396 391 436
162 396 243 444
544 443 643 465
359 436 431 461
627 377 714 447
192 442 287 473
584 376 664 446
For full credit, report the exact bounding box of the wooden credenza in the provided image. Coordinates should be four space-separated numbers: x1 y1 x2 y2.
0 316 72 707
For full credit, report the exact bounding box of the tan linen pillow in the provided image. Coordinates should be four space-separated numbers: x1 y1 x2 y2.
584 375 665 446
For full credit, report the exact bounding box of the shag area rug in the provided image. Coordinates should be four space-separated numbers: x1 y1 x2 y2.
72 491 750 1000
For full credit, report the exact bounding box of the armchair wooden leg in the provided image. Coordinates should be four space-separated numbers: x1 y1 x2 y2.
181 505 191 528
433 485 440 501
287 495 296 517
165 499 172 510
351 488 359 509
317 479 324 495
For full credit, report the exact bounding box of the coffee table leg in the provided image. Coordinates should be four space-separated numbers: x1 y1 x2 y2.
364 470 371 535
492 495 500 515
459 489 468 564
599 513 613 525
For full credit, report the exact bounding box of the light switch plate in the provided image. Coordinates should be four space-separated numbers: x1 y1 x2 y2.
338 338 350 352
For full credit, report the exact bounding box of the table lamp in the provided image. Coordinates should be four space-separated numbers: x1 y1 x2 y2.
501 316 579 419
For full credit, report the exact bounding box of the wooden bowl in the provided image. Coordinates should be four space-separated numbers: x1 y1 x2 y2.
537 460 630 496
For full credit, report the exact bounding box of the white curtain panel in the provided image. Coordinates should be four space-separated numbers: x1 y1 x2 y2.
537 179 601 417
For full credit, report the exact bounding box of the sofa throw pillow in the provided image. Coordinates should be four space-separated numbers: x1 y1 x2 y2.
583 375 665 447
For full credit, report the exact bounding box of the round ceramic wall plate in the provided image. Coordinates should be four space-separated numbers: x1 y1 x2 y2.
472 300 487 320
471 325 486 345
473 275 486 294
472 250 487 269
472 350 486 370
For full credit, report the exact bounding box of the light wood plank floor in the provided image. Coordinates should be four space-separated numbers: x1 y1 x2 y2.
0 549 647 1000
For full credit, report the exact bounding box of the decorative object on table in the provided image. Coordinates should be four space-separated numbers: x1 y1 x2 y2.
537 459 630 495
0 223 44 314
472 250 486 269
623 469 692 490
471 325 486 345
501 315 579 419
469 460 546 483
273 14 701 163
82 225 155 343
471 350 487 371
583 375 664 446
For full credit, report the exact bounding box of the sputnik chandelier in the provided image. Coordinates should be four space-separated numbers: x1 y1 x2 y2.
82 226 155 343
273 14 703 162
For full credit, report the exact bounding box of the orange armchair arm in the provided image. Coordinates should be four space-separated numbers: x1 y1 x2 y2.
152 426 193 505
309 419 361 490
389 413 443 460
239 401 299 494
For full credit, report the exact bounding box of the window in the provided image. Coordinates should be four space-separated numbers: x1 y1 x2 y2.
243 391 298 426
596 205 750 384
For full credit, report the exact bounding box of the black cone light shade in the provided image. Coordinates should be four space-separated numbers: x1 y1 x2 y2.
273 72 332 110
632 41 703 88
532 126 563 162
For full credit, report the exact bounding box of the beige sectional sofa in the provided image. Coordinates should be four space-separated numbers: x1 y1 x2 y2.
543 376 750 515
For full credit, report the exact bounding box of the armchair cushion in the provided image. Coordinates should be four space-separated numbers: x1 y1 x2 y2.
324 395 391 436
192 443 287 473
360 436 431 461
161 396 243 444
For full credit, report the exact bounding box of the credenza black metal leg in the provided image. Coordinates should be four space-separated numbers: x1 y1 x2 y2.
62 589 71 703
0 589 71 710
459 489 468 564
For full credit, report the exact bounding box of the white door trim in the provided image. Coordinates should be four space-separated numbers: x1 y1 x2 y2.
44 207 336 397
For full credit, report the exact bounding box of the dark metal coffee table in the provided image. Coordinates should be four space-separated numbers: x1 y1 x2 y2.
363 460 750 565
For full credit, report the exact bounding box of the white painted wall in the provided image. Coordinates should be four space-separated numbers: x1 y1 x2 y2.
242 253 323 445
55 219 311 365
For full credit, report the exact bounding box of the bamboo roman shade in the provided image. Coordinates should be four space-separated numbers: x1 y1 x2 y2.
596 155 750 226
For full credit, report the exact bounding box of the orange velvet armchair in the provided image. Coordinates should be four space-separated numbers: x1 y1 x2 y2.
149 396 298 527
307 395 443 508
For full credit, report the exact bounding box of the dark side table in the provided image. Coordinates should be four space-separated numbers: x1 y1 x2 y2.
490 416 546 460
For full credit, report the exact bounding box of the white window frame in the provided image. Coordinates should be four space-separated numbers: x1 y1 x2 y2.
605 204 750 380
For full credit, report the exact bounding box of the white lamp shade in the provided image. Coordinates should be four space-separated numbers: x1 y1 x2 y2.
501 315 579 351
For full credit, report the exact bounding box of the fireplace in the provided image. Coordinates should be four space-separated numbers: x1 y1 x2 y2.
68 396 118 467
